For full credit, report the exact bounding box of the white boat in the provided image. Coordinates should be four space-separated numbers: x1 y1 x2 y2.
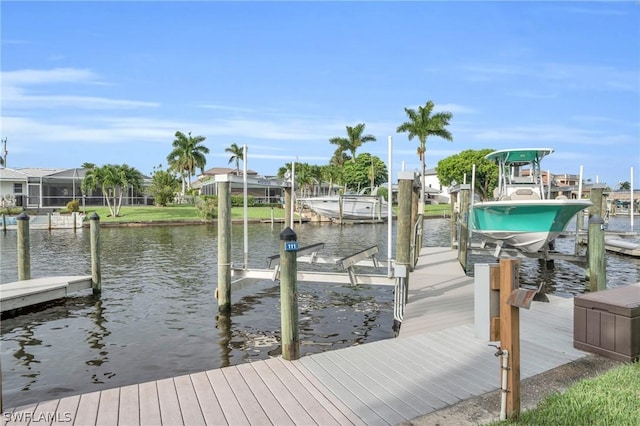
470 148 592 253
298 191 388 221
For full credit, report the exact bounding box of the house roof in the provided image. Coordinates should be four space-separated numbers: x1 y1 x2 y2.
200 167 259 176
0 168 29 180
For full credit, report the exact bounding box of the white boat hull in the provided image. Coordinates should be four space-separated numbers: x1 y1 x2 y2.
300 196 388 221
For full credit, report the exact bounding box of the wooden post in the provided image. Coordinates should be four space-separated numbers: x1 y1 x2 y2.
457 185 470 271
217 180 231 314
90 213 101 295
397 172 414 303
499 258 521 420
17 212 30 281
450 191 458 249
575 209 584 255
589 185 605 218
280 227 299 360
284 186 292 229
588 215 606 292
48 212 52 231
2 213 6 233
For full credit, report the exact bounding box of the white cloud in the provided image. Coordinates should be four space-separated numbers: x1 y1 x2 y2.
1 68 99 85
464 62 639 92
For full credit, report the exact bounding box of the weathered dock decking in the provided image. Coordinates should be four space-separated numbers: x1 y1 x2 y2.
0 276 93 314
2 249 587 425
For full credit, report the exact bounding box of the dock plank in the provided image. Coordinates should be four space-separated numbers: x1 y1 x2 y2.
299 356 394 425
285 360 367 426
173 375 206 426
222 366 270 425
51 395 79 426
74 391 100 426
156 378 183 426
138 381 161 426
96 388 120 426
190 372 226 425
234 362 294 426
264 358 341 426
205 369 249 426
118 385 140 426
250 361 316 425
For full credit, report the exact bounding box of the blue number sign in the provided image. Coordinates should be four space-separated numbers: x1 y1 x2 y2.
285 241 299 252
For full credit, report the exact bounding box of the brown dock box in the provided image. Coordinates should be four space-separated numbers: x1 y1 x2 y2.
574 284 640 362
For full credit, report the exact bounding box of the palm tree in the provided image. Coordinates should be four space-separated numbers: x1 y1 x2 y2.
225 143 244 175
329 123 376 163
81 164 143 217
397 100 453 209
81 162 96 169
167 131 209 194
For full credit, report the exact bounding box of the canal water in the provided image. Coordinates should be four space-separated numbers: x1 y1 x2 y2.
1 217 638 408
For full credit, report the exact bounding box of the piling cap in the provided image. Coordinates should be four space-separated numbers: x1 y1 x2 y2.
16 212 30 220
280 227 297 241
588 214 604 224
90 212 100 220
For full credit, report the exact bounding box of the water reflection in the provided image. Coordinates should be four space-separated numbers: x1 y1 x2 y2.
215 314 232 368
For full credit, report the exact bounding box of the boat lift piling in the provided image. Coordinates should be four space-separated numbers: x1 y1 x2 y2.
456 185 471 272
90 213 101 294
217 179 232 314
396 171 414 312
280 227 299 360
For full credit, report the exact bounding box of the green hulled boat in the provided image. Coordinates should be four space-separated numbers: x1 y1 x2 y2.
470 148 592 253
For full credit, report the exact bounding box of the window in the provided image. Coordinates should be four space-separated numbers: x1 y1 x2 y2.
13 183 23 194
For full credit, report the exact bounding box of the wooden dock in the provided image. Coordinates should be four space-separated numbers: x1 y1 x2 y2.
1 249 587 425
0 276 92 315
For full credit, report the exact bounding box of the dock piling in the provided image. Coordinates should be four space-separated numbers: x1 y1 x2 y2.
280 227 299 360
588 215 606 292
457 185 470 271
90 213 102 295
217 180 232 313
17 212 30 281
397 171 414 308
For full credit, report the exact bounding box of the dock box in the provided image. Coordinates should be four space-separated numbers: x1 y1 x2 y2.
574 284 640 362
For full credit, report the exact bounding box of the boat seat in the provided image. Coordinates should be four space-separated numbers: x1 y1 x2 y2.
510 188 540 200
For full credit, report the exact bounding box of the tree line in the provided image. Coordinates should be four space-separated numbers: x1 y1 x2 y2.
79 99 465 215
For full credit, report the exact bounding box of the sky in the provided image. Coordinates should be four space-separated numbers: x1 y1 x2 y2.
1 1 639 188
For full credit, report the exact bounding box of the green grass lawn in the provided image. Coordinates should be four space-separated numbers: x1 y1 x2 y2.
489 361 640 425
82 204 288 223
82 203 451 223
424 203 451 217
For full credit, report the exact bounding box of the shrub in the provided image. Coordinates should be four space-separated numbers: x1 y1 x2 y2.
376 187 389 202
66 199 80 212
231 195 256 207
196 197 218 220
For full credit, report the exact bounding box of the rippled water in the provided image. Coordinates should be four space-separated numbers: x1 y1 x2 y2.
1 216 638 408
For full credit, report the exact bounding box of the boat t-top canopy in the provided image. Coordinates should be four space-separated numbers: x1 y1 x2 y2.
485 148 554 165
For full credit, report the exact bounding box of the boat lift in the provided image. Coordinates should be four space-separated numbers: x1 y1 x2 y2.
231 243 394 287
